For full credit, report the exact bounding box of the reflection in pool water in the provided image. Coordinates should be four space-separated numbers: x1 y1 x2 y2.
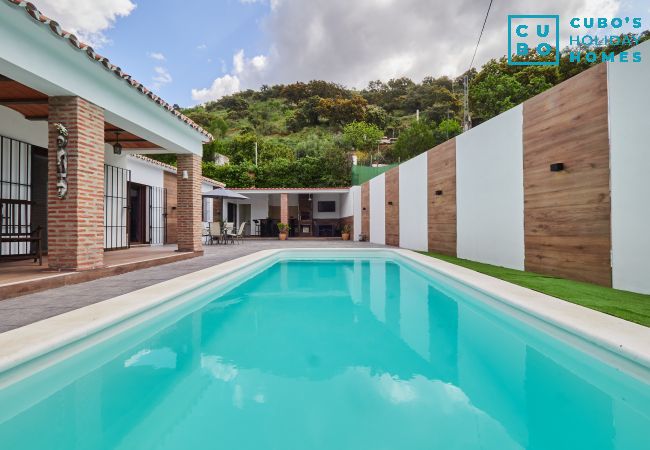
0 259 648 449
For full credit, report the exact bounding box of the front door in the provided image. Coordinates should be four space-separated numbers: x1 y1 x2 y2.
129 182 147 244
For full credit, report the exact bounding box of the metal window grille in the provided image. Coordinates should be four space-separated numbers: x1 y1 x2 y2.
104 164 131 250
148 185 167 245
0 136 32 256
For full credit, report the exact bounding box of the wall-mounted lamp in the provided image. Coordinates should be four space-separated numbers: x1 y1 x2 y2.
550 163 564 172
182 170 189 180
362 207 367 211
113 131 122 155
435 190 443 196
387 201 393 206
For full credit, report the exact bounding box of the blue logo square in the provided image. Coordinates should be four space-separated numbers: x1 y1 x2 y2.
508 15 560 66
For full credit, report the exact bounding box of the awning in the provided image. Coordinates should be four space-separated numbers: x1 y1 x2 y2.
202 188 249 200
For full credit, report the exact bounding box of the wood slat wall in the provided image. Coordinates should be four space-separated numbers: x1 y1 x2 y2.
428 139 457 256
385 167 400 246
522 63 612 286
361 182 370 240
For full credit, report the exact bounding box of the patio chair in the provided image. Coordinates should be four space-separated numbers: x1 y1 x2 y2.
228 222 247 244
222 222 235 244
202 223 211 245
209 222 222 245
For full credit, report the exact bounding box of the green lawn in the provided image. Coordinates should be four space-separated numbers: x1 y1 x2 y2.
420 252 650 328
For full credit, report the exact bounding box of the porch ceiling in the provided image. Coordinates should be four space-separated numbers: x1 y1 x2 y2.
0 75 161 150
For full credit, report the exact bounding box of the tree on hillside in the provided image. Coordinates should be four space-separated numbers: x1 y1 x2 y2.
342 121 383 152
390 120 437 161
317 95 367 127
364 105 390 130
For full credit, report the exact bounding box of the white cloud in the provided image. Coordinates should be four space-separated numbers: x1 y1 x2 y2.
148 52 166 61
152 66 172 90
196 0 626 98
191 74 241 102
32 0 136 48
197 43 208 50
191 50 267 102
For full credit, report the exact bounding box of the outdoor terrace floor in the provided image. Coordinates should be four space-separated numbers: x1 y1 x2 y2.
0 240 382 333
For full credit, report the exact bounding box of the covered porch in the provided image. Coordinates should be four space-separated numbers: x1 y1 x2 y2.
222 188 354 238
0 1 212 277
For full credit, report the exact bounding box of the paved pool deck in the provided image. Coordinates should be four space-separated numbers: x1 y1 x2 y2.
0 240 383 334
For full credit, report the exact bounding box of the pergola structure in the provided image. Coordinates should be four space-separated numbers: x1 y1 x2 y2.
0 0 212 270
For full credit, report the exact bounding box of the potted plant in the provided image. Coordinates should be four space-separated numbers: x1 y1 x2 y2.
277 222 290 240
341 224 351 241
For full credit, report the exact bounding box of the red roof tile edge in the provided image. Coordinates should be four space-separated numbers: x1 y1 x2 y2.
233 187 352 190
5 0 213 142
131 154 225 187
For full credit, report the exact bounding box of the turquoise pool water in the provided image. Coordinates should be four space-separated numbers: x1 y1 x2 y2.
1 256 649 449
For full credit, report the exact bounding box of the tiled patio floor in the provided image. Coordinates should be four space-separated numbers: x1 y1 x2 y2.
0 245 183 286
0 240 382 333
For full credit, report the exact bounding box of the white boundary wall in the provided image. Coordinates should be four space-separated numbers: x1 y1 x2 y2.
398 152 428 251
350 186 362 241
608 41 650 294
456 105 525 270
369 173 386 245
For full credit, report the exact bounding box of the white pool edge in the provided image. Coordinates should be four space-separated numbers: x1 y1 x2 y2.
1 248 649 378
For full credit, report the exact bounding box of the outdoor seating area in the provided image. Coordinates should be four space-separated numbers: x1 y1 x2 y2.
203 222 247 245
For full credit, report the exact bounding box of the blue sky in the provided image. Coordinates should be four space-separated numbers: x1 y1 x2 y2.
34 0 650 107
101 0 270 106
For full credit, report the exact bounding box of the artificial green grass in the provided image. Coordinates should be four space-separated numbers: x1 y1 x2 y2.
420 252 650 328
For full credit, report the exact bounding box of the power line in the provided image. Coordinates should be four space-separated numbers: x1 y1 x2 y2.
468 0 494 73
464 0 494 131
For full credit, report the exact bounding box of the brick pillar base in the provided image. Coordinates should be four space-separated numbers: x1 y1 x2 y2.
48 96 104 271
177 154 203 252
280 193 288 224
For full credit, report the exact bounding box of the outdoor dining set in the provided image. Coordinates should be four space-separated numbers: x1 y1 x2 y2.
202 222 246 245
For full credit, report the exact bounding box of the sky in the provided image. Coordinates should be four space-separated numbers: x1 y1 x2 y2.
33 0 650 107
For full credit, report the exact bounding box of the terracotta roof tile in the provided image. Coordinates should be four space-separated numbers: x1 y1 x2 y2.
130 154 225 187
5 0 213 141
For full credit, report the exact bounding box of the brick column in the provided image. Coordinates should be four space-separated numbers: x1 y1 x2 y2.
48 96 105 271
280 193 289 224
177 154 203 252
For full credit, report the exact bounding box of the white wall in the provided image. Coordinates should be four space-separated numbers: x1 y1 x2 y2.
340 191 353 217
313 193 340 219
608 40 650 294
369 173 386 245
0 106 47 148
398 152 428 251
456 105 525 269
201 182 214 223
350 186 362 241
126 158 164 188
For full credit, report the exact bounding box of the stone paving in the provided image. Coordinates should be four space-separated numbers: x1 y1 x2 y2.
0 240 383 333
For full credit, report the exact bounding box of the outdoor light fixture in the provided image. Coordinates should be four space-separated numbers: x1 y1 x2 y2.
182 170 189 180
113 131 122 155
550 163 565 172
387 201 393 206
435 190 443 196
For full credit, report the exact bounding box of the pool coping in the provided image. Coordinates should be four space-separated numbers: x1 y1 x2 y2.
1 248 649 379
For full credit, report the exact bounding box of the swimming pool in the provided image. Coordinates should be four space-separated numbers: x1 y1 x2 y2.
0 249 649 449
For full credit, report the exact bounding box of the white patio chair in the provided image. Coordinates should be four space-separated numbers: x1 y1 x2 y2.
222 222 235 244
202 223 211 245
228 222 247 244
